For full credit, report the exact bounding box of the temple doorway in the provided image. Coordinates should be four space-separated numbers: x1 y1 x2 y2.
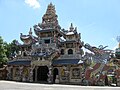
37 66 49 82
53 68 59 83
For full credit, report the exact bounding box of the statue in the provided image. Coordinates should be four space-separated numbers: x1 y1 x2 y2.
84 43 111 64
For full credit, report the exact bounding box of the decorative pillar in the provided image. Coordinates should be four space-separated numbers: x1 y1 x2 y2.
47 65 53 83
35 66 38 82
29 65 35 82
29 67 33 82
63 66 69 82
19 66 24 81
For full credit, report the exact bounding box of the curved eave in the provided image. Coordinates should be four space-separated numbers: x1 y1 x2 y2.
35 28 54 33
20 35 31 41
52 59 83 66
20 34 38 43
7 60 31 66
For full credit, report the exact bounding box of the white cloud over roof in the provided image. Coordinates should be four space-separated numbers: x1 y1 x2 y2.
25 0 40 9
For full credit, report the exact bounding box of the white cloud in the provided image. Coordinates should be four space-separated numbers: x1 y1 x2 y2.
25 0 40 9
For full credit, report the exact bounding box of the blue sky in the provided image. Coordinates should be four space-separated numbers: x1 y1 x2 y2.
0 0 120 50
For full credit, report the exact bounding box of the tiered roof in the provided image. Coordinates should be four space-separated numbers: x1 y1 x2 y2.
33 3 62 37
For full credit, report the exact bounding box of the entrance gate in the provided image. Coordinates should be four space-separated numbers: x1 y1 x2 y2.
37 66 49 81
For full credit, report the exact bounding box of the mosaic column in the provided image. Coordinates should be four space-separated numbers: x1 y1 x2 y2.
62 66 69 82
19 66 24 81
29 68 33 82
29 65 35 82
35 66 38 82
47 65 53 83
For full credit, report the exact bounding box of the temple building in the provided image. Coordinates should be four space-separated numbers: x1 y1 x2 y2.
7 3 118 86
7 3 84 84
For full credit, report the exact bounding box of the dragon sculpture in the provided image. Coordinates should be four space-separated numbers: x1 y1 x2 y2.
83 43 112 85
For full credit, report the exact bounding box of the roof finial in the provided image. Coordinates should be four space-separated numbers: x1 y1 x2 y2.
75 27 77 31
46 2 55 14
29 28 32 35
50 2 53 5
20 33 22 36
69 23 74 31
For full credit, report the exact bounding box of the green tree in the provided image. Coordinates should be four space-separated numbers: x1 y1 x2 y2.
4 40 20 59
0 36 8 68
10 40 20 54
3 42 11 58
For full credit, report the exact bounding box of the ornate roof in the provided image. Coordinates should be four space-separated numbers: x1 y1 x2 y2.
52 59 83 65
8 60 31 66
60 23 81 42
20 28 38 45
61 23 79 36
66 23 78 35
37 3 61 30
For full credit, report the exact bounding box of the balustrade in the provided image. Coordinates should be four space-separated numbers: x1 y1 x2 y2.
32 43 56 49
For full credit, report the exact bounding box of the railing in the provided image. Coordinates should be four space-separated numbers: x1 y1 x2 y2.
32 43 56 49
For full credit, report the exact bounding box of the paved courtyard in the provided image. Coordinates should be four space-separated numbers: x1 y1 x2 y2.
0 80 120 90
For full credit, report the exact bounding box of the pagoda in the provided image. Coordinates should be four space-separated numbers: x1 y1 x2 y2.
7 3 83 84
6 3 118 86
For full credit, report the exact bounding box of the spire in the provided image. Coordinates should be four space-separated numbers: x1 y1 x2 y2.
46 3 56 15
75 27 77 31
39 3 60 30
69 23 74 31
29 28 32 35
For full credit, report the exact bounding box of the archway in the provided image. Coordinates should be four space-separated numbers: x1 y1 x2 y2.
53 68 59 83
61 49 64 55
37 66 49 82
68 49 73 54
